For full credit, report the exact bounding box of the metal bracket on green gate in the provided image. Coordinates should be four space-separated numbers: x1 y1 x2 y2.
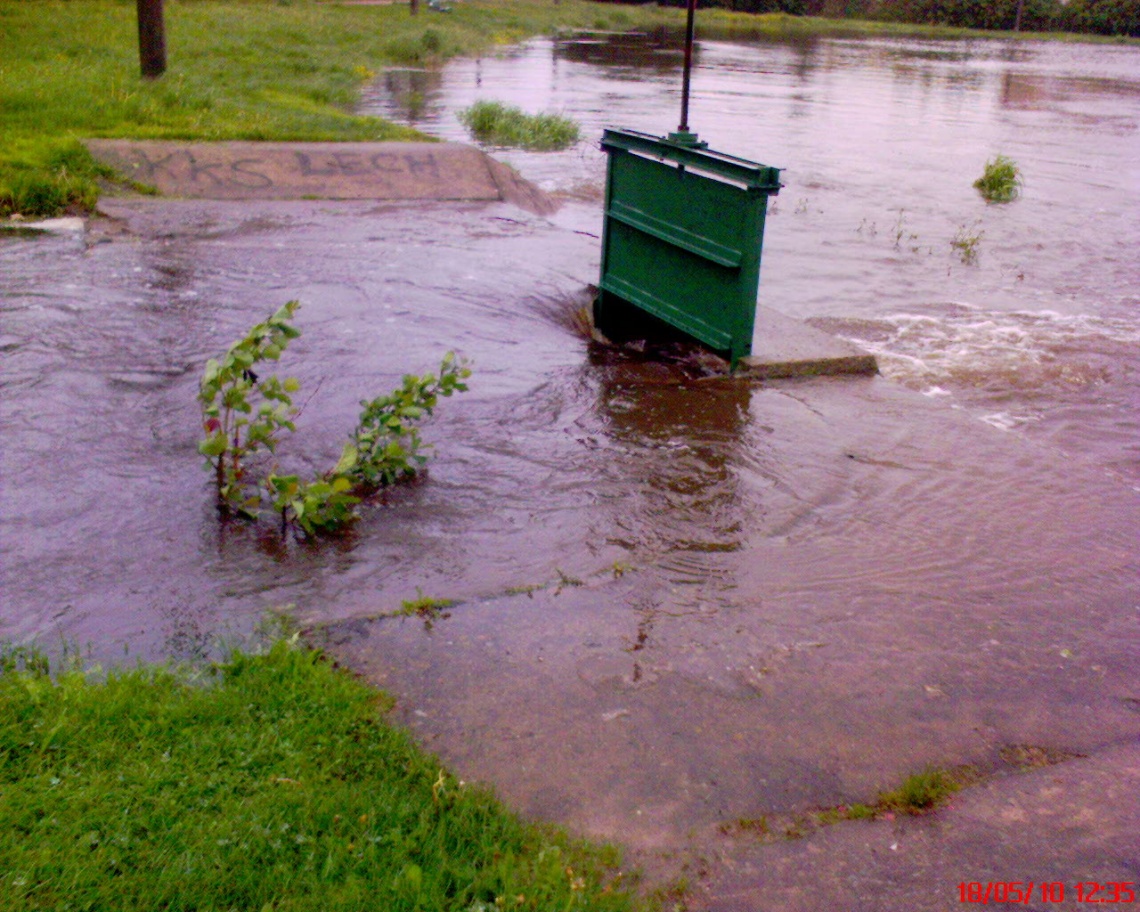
594 128 782 367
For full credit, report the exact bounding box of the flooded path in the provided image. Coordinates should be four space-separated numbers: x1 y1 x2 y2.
2 29 1139 909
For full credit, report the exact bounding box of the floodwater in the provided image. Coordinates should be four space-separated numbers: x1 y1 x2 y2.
3 30 1139 902
366 32 1140 480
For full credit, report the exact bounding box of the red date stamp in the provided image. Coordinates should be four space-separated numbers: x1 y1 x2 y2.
958 882 1136 904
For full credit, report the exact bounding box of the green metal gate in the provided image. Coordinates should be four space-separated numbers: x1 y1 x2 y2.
594 128 782 367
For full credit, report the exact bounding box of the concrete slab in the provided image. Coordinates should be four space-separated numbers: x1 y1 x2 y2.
85 139 556 215
695 739 1140 912
739 306 878 379
587 298 878 378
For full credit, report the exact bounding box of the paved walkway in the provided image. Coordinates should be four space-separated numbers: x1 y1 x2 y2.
87 139 556 214
688 740 1139 911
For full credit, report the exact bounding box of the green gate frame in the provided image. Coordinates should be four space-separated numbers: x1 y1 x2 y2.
594 128 782 367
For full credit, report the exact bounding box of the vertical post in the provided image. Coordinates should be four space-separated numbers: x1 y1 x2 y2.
1013 0 1025 31
678 0 697 133
137 0 166 79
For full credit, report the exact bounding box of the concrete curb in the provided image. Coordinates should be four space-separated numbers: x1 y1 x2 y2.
86 139 557 215
738 306 878 379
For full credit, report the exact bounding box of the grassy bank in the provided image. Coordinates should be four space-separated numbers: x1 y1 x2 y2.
0 638 640 911
2 0 1128 217
0 0 677 217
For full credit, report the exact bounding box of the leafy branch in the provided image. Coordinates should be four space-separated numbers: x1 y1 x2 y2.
350 351 470 487
198 301 301 518
197 302 469 536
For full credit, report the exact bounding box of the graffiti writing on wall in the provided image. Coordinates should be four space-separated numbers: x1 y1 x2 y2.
117 146 445 195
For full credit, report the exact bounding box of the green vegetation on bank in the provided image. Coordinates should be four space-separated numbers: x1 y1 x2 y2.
665 0 1138 37
460 100 582 150
0 638 639 911
2 0 1133 218
0 0 675 217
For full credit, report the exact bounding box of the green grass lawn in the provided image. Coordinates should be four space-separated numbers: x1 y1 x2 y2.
0 638 640 911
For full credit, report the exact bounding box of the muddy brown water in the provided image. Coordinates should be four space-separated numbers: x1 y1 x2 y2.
2 31 1139 902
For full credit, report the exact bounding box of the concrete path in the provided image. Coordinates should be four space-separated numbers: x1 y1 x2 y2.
693 739 1140 911
86 139 556 214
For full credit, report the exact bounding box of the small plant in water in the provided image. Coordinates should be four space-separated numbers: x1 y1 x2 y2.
893 209 919 250
458 100 580 151
611 560 632 578
198 301 303 517
951 221 984 264
350 354 469 487
973 154 1022 202
198 302 469 536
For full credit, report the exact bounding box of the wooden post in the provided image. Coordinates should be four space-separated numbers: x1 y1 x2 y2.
137 0 166 79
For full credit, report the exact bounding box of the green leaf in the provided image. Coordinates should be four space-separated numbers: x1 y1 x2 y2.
333 444 358 475
198 434 228 458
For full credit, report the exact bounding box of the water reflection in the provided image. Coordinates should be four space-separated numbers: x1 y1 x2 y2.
593 350 749 565
379 67 444 122
552 29 692 74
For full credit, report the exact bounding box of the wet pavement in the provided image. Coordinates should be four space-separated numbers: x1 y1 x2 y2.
319 360 1140 910
696 740 1140 911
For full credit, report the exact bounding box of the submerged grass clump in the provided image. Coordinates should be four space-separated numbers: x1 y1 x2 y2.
459 100 581 151
951 220 985 264
973 154 1023 202
0 639 639 911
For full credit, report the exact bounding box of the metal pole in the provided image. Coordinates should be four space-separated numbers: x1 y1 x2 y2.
679 0 697 133
137 0 166 79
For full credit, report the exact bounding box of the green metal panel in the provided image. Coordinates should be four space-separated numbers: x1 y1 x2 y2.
595 128 781 367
